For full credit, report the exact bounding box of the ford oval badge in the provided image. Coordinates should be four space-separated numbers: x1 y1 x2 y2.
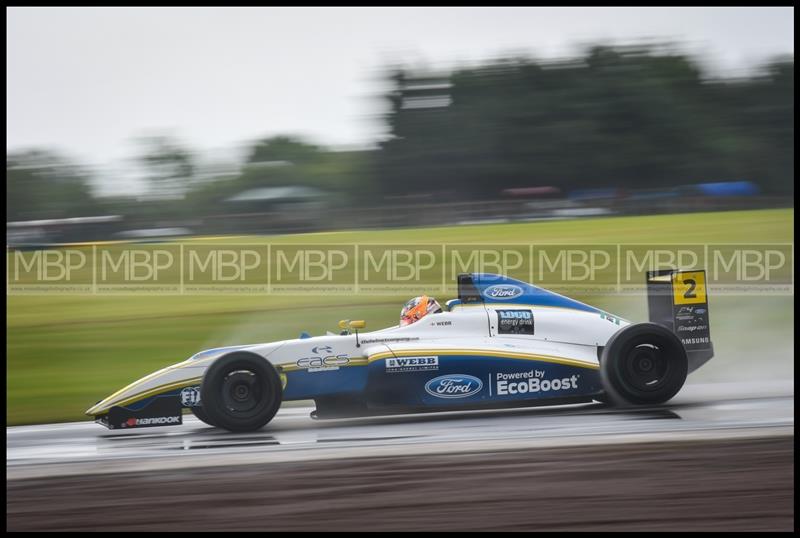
483 284 523 300
424 374 483 399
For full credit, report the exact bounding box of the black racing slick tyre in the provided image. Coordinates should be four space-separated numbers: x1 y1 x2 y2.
600 323 688 406
190 405 216 427
200 352 282 432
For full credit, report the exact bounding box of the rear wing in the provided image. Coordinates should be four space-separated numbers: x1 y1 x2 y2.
646 269 714 373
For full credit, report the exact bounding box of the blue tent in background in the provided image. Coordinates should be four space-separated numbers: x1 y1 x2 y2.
694 181 760 197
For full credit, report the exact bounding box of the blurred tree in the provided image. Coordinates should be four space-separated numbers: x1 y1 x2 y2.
240 136 370 195
181 136 375 216
247 135 323 166
7 44 793 229
134 135 195 199
6 150 100 221
376 45 794 199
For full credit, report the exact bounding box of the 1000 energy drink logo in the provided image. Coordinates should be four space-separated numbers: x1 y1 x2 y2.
496 310 534 335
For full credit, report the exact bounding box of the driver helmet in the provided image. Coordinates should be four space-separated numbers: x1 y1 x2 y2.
400 295 443 326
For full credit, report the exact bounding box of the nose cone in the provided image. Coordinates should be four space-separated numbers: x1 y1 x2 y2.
85 344 280 417
85 400 105 416
85 400 104 416
85 359 207 416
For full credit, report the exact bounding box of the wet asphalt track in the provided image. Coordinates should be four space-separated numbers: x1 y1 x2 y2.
7 381 793 480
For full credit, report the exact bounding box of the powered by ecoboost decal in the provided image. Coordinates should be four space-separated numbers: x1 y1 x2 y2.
495 370 579 396
386 356 439 373
424 374 483 399
496 309 534 335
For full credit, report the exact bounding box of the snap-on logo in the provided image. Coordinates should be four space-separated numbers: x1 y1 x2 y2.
484 284 523 299
425 374 483 399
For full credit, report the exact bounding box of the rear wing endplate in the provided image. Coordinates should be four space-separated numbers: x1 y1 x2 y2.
646 269 714 373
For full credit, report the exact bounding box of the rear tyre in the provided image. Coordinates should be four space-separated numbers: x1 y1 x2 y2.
190 405 216 427
200 352 282 432
600 323 688 406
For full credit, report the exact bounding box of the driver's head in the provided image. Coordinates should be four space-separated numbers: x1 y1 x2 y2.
400 295 443 326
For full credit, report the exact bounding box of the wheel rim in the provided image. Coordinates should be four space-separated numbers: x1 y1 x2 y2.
221 370 264 414
621 342 671 392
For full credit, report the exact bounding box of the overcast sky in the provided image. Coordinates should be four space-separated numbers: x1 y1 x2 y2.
7 7 794 195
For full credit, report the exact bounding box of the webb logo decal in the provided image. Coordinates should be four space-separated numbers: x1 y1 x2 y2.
385 356 439 373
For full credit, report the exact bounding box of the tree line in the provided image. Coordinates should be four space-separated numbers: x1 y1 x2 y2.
7 44 794 223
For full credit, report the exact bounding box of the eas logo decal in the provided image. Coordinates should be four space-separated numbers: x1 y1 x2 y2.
496 310 534 335
424 374 483 399
484 285 523 300
296 354 350 372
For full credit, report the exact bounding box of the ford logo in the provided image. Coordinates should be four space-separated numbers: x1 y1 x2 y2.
484 284 523 300
425 374 483 399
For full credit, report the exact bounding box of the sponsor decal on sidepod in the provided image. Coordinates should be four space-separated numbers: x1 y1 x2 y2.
296 354 350 372
386 356 439 373
425 374 483 399
496 309 534 335
495 370 579 395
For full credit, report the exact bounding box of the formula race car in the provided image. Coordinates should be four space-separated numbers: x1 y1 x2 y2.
86 270 713 431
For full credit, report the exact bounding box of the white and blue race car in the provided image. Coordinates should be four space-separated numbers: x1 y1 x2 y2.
86 269 713 431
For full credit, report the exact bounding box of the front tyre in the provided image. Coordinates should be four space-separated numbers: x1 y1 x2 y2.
190 405 216 427
200 352 282 432
600 323 688 406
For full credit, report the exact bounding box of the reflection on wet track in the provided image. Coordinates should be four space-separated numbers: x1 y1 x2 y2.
7 382 793 479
